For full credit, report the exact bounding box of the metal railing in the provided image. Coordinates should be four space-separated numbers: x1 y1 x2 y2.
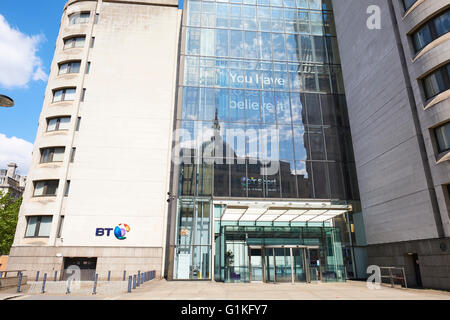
380 267 407 288
17 270 157 295
0 270 25 278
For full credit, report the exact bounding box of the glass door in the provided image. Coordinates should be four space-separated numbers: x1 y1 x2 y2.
292 248 307 283
249 248 263 282
307 248 322 282
274 248 292 283
265 248 276 283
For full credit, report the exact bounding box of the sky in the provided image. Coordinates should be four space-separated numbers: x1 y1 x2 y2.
0 1 66 175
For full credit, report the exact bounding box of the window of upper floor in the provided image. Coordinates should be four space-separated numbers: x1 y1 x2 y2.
58 61 81 75
53 88 76 103
33 180 59 197
40 147 66 164
25 216 53 238
64 180 71 197
69 12 90 25
402 0 419 12
412 9 450 53
47 116 71 132
63 36 85 50
434 121 450 154
422 63 450 101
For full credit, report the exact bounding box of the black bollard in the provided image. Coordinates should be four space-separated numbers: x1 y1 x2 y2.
16 272 23 293
128 276 132 293
41 273 47 294
66 278 71 294
93 274 98 295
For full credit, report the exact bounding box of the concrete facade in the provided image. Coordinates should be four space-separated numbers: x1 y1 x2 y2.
8 0 181 280
332 0 450 290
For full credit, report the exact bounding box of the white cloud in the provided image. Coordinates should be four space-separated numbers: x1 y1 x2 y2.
0 14 48 88
0 133 33 175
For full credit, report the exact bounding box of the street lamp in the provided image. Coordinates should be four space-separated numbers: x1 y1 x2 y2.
0 95 14 107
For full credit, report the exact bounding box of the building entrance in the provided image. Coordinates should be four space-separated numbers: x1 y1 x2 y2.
249 246 321 284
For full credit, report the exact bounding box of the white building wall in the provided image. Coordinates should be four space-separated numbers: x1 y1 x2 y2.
9 0 181 278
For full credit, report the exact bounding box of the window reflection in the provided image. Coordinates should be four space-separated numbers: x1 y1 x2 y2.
177 0 357 201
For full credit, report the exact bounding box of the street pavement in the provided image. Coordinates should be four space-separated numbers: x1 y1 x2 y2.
2 280 450 300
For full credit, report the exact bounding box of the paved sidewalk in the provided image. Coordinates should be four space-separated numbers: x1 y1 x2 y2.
3 280 450 300
0 293 23 300
118 280 450 300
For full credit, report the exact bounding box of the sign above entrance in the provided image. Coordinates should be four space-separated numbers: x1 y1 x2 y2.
215 200 351 223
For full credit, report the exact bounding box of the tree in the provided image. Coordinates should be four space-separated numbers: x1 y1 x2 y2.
0 191 21 255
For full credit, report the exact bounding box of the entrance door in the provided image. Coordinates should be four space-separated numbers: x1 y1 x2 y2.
292 248 307 282
265 248 276 283
307 248 322 282
274 248 292 283
411 253 423 288
249 248 263 282
63 257 97 281
249 246 320 284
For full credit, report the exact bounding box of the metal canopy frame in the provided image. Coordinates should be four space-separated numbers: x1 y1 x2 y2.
216 200 351 223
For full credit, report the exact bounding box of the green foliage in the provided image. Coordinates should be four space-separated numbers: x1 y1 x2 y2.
0 191 22 255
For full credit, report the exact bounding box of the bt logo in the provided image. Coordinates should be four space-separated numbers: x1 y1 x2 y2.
96 223 130 240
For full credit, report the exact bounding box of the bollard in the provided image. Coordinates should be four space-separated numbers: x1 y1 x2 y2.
123 270 126 281
93 274 98 295
66 278 71 294
54 271 58 281
35 271 40 281
128 276 132 293
108 271 111 282
137 271 141 285
41 273 47 294
133 275 136 289
16 272 23 293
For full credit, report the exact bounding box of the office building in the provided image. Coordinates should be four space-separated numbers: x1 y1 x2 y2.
333 0 449 289
9 0 448 289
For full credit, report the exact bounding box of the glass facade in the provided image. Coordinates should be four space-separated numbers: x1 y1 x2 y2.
170 0 363 282
214 224 345 282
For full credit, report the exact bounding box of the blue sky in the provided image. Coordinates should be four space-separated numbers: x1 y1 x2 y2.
0 1 66 174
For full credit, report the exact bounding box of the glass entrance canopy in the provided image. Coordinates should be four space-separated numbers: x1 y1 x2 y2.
216 199 350 223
